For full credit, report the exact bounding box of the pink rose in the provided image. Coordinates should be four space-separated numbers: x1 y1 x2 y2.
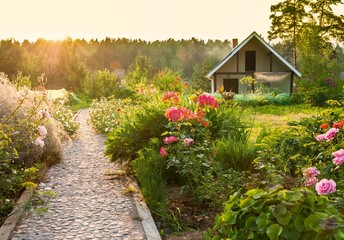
324 128 339 141
315 179 336 195
332 149 344 165
315 134 325 141
159 147 168 157
303 167 320 178
39 109 51 119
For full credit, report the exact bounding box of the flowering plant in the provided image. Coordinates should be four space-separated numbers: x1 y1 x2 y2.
302 117 344 196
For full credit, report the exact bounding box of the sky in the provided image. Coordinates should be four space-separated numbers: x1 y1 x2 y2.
0 0 343 43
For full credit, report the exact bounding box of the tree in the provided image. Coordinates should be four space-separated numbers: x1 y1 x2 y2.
309 0 344 41
125 54 152 88
190 58 213 92
268 0 310 68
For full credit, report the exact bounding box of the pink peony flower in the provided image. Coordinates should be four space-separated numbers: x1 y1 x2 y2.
183 138 194 147
163 136 179 144
35 137 45 147
37 125 47 137
315 179 336 195
316 134 325 141
303 167 320 178
332 149 344 165
324 128 339 141
159 147 168 157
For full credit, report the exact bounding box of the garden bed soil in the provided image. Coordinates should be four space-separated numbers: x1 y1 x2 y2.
162 187 217 240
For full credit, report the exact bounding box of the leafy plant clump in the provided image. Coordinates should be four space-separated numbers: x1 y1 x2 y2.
206 187 344 240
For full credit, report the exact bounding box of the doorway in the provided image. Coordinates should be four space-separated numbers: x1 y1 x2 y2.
223 78 239 93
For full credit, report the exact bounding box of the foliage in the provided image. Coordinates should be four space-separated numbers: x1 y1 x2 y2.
89 97 134 134
0 75 65 223
206 187 344 240
51 100 80 136
124 54 152 89
240 76 257 93
152 68 188 93
81 69 120 99
233 93 291 106
105 96 168 162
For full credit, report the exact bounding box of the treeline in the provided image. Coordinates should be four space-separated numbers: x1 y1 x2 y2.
0 37 231 90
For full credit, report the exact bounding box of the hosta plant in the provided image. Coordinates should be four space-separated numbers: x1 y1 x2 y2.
206 186 344 240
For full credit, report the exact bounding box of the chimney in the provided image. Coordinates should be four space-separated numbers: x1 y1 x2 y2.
232 38 238 48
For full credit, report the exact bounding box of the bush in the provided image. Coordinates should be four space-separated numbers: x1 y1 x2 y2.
81 69 120 99
206 187 344 240
105 96 168 162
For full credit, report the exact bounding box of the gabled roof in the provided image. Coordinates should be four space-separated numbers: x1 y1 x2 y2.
206 31 301 78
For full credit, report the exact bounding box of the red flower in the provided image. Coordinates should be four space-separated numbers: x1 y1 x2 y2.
320 123 329 129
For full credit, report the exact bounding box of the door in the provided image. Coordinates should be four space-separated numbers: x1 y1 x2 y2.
223 78 238 93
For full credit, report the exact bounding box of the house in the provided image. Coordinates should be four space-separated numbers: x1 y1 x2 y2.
206 32 301 94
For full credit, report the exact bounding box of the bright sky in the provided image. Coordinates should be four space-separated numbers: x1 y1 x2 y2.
0 0 343 43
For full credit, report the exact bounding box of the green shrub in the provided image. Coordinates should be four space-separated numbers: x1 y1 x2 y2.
206 187 344 240
105 97 168 162
81 69 120 99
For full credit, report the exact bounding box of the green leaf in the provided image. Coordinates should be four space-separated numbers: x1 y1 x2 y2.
240 198 255 210
271 205 291 225
266 224 282 240
160 131 169 136
221 211 238 225
256 213 271 231
245 216 258 231
293 215 306 232
281 189 303 202
304 214 322 232
281 225 301 240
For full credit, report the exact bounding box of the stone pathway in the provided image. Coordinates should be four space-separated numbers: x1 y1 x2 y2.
11 109 146 240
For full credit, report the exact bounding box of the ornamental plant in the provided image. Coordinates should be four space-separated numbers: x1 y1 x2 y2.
206 187 344 240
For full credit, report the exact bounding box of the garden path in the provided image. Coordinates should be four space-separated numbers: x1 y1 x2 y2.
11 109 146 240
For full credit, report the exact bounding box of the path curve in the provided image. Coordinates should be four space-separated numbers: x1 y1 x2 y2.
11 109 146 240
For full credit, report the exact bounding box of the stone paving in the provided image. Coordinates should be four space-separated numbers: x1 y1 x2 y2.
11 109 146 240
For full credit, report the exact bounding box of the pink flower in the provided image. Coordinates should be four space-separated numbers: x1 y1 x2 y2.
197 93 219 109
315 179 336 195
35 136 45 147
332 149 344 165
303 167 320 178
39 109 51 119
304 176 318 187
165 107 182 122
183 138 194 147
324 128 339 141
163 136 179 144
37 125 47 137
316 134 325 141
159 147 168 157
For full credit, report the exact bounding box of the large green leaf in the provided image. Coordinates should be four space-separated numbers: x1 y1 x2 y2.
245 216 258 231
221 210 238 225
240 197 255 210
281 225 301 240
272 205 291 225
293 215 306 232
266 224 283 240
281 189 303 202
304 214 323 233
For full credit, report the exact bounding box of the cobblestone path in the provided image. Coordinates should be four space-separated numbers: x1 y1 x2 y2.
11 109 146 240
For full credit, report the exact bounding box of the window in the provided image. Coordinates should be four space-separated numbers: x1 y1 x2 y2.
245 51 256 71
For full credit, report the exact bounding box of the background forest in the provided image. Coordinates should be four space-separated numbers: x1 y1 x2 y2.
0 38 232 91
